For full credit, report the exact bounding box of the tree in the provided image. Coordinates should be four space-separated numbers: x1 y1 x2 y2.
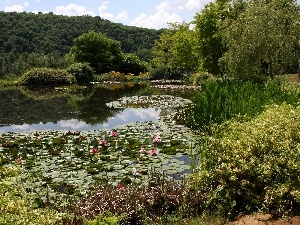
220 0 300 80
151 22 198 77
194 0 230 76
68 31 123 74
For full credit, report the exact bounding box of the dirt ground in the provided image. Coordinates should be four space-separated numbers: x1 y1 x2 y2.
228 214 300 225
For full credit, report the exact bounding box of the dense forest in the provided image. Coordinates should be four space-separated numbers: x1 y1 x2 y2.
0 11 162 77
0 11 161 55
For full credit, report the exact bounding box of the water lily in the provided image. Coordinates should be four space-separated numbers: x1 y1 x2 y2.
118 183 125 191
153 134 160 144
92 148 99 153
140 147 146 154
150 149 157 156
100 139 106 146
15 158 22 164
110 129 118 137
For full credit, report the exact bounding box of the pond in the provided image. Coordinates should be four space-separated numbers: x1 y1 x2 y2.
0 81 200 201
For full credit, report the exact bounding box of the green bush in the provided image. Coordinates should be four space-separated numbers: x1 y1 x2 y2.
67 62 95 83
191 103 300 218
19 67 76 85
190 71 215 85
0 165 61 224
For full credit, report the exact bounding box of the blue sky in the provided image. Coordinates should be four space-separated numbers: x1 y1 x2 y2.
0 0 211 29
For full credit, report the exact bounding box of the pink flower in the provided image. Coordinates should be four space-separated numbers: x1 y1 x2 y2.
118 184 126 191
92 148 99 153
140 148 146 154
110 129 118 137
153 134 160 144
150 149 157 156
15 158 22 164
101 139 106 146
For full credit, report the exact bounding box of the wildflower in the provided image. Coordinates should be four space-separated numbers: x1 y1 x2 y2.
140 148 146 154
92 148 99 153
110 129 118 137
151 149 157 156
101 139 106 146
15 158 22 164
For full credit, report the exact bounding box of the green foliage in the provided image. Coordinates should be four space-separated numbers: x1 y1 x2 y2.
67 62 95 83
0 166 61 224
189 71 216 85
68 31 123 74
118 53 148 75
177 79 300 132
194 0 229 75
19 67 76 85
148 66 170 79
220 0 300 79
86 214 122 225
191 103 300 217
0 12 161 56
151 22 199 77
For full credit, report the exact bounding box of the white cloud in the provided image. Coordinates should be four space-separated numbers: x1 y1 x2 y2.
4 1 29 12
115 10 128 22
58 119 87 129
131 10 182 29
98 1 114 21
12 124 30 130
55 4 95 16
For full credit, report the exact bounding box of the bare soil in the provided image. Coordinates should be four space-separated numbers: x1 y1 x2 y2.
228 214 300 225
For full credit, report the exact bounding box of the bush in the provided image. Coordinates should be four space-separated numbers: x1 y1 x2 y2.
67 62 95 83
19 67 76 85
190 71 215 85
0 165 61 224
191 103 300 218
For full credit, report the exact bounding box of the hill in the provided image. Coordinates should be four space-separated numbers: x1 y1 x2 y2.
0 11 162 56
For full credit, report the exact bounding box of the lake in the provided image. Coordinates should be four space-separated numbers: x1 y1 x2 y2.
0 82 195 133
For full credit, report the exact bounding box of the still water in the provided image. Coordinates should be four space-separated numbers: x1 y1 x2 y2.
0 82 192 133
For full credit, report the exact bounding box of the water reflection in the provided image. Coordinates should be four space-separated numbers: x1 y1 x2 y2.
0 108 161 133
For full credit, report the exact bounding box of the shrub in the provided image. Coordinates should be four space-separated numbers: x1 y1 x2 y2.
19 67 76 85
190 103 300 218
190 71 215 85
67 62 95 83
0 165 61 224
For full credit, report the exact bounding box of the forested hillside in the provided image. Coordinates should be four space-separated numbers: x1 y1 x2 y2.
0 11 161 55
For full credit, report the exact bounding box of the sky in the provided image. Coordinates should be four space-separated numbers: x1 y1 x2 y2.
0 0 212 29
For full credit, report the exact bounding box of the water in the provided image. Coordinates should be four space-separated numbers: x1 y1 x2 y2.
0 82 194 133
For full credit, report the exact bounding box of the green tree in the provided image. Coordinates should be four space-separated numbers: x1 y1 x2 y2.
68 31 123 74
220 0 300 80
151 22 198 77
194 0 230 76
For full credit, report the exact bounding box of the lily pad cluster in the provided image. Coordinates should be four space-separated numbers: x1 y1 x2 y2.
106 95 193 108
152 84 200 90
0 112 196 200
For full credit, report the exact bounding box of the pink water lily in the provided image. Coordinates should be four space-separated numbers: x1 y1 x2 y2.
110 129 118 137
150 149 157 156
140 148 146 154
118 183 126 192
92 148 99 153
101 139 106 146
153 134 160 144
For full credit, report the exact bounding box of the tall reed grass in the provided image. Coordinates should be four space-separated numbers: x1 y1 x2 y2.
178 79 299 132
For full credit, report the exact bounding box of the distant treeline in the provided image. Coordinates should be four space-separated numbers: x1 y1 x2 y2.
0 11 163 77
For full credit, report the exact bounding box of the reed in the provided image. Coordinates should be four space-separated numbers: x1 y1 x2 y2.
178 79 299 132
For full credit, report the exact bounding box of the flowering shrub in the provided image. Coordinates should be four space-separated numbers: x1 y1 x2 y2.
190 103 300 218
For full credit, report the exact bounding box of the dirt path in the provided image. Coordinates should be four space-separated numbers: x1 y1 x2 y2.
228 214 300 225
